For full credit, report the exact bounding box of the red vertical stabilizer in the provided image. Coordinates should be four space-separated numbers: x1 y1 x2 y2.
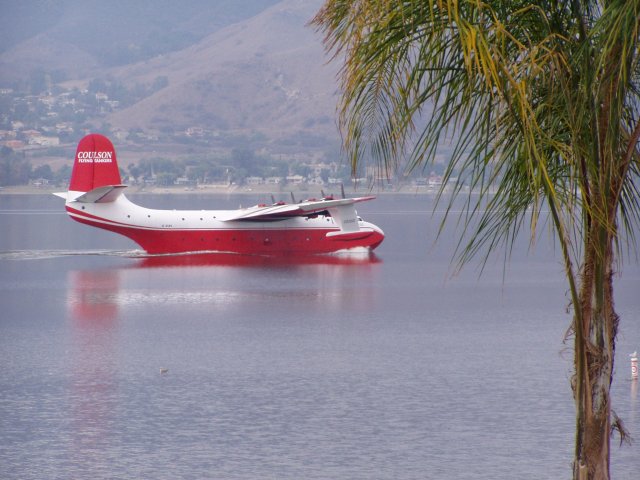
69 134 121 192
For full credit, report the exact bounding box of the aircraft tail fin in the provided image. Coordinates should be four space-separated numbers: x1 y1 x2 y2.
69 133 124 193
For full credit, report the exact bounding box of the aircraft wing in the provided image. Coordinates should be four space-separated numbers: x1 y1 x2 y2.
223 196 375 222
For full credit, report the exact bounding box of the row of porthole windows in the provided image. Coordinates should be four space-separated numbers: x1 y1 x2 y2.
74 207 216 222
120 214 219 221
175 235 313 243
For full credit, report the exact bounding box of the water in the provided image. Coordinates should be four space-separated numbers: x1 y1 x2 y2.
1 193 638 479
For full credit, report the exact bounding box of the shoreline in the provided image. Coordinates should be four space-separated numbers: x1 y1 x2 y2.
0 184 445 196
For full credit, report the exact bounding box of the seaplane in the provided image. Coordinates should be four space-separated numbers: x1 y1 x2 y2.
54 133 384 255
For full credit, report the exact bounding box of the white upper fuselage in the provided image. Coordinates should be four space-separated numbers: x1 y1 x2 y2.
65 192 378 231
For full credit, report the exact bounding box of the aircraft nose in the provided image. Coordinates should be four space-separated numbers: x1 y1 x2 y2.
367 222 385 249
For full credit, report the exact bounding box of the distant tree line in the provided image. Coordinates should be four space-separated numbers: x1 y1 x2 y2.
0 143 356 188
0 146 70 186
127 148 333 187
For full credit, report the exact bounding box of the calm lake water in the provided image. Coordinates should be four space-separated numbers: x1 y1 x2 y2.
1 193 638 479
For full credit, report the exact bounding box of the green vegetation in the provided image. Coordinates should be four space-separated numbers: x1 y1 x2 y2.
0 146 31 186
0 139 360 189
0 146 70 186
313 1 640 478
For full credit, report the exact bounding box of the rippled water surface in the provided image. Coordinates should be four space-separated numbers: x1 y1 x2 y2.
1 193 638 479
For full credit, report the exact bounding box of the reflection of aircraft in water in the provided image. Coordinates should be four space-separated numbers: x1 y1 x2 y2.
67 251 380 322
68 270 120 323
55 134 384 255
66 269 119 453
63 251 380 457
135 251 381 268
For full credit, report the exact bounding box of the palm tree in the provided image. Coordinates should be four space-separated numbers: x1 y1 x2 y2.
312 1 640 479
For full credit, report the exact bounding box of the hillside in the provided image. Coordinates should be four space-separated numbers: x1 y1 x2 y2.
0 1 280 72
105 0 338 144
1 0 342 150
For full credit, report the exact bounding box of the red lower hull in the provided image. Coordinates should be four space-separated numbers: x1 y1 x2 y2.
70 213 384 255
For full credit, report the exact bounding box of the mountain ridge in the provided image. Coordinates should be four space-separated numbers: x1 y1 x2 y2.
1 0 341 148
105 0 339 143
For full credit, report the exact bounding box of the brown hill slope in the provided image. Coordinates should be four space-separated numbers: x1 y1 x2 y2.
0 33 100 84
105 0 339 143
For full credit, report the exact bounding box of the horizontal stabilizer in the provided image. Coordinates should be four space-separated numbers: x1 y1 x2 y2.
73 185 127 203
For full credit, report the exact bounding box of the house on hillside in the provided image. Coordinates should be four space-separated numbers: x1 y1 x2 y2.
0 130 16 140
246 176 264 186
28 136 60 146
30 178 50 187
3 140 24 149
286 175 305 185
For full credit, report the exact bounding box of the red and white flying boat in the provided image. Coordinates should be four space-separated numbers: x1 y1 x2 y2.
54 134 384 255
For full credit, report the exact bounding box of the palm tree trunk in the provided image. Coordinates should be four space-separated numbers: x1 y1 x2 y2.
573 226 618 480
